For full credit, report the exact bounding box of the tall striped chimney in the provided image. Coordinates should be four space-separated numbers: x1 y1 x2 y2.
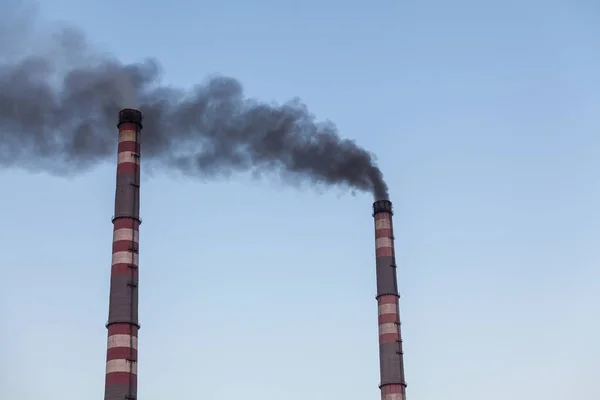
104 109 142 400
373 200 407 400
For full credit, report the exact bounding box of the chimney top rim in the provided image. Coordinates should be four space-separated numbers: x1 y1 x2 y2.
118 108 143 129
372 199 393 216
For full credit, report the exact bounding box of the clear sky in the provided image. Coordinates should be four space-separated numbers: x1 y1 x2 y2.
1 1 599 399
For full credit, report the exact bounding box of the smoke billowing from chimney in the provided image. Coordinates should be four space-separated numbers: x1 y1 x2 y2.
0 7 389 200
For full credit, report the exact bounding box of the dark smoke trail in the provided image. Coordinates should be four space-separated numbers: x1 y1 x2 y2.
0 10 389 200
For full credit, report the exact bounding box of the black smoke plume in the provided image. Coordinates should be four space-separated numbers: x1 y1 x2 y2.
0 7 389 200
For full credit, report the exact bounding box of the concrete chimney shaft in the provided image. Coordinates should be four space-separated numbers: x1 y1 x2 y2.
104 109 143 400
373 200 407 400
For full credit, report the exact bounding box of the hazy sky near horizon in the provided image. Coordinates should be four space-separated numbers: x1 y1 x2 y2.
1 1 599 399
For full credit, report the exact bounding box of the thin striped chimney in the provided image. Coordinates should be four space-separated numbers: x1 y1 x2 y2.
373 200 407 400
104 109 143 400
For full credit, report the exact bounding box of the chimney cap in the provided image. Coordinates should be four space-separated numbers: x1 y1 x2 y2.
372 199 393 216
118 108 143 128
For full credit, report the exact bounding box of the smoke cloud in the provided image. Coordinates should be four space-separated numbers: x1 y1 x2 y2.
0 8 389 200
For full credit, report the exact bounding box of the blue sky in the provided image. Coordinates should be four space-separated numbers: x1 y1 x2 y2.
1 0 599 399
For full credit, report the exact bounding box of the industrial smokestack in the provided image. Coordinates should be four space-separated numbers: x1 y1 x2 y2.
104 109 142 400
373 200 407 400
